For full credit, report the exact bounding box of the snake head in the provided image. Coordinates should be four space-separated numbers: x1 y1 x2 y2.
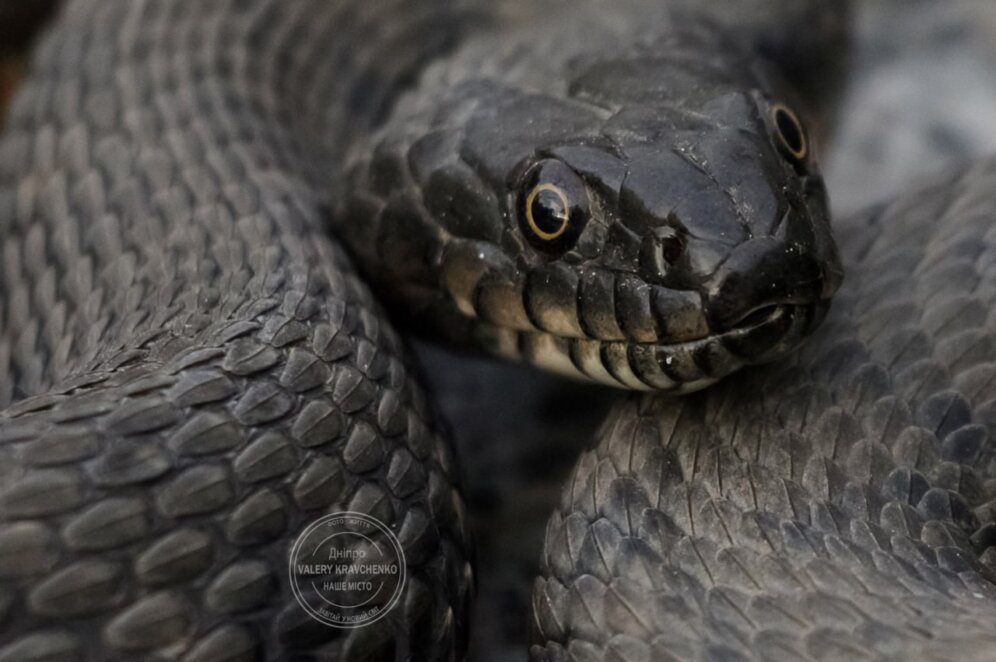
337 32 842 392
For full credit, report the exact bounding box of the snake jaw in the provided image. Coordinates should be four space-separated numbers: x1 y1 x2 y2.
466 296 827 392
437 233 835 391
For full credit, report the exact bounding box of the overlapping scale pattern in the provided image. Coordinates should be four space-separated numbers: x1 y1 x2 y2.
0 1 472 659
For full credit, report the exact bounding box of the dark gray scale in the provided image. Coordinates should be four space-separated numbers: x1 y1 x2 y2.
532 158 996 661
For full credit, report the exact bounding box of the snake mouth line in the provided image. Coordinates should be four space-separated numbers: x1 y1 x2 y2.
728 303 787 331
472 303 822 391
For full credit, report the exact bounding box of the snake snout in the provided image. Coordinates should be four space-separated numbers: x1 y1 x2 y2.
705 237 830 332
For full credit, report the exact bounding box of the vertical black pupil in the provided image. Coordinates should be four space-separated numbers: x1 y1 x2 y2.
531 189 568 235
775 108 804 155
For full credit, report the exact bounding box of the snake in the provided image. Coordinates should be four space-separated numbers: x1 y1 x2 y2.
533 163 996 660
0 0 857 660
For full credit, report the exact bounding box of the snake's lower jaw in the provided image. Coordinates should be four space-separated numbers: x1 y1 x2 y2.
718 300 830 362
472 300 829 392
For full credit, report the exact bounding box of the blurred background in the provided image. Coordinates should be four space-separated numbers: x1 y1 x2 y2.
826 0 996 215
3 0 996 659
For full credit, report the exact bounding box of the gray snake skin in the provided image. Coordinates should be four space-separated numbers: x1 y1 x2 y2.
533 162 996 660
0 1 476 659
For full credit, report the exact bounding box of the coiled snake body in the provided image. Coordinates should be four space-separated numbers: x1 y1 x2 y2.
10 0 979 660
0 1 481 659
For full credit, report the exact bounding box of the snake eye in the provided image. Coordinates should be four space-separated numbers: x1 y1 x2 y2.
519 160 589 255
770 103 808 162
526 185 570 240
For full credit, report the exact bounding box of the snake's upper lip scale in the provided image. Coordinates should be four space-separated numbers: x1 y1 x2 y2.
441 236 835 348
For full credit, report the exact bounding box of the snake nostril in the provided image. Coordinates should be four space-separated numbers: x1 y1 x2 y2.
640 227 686 281
660 233 684 264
